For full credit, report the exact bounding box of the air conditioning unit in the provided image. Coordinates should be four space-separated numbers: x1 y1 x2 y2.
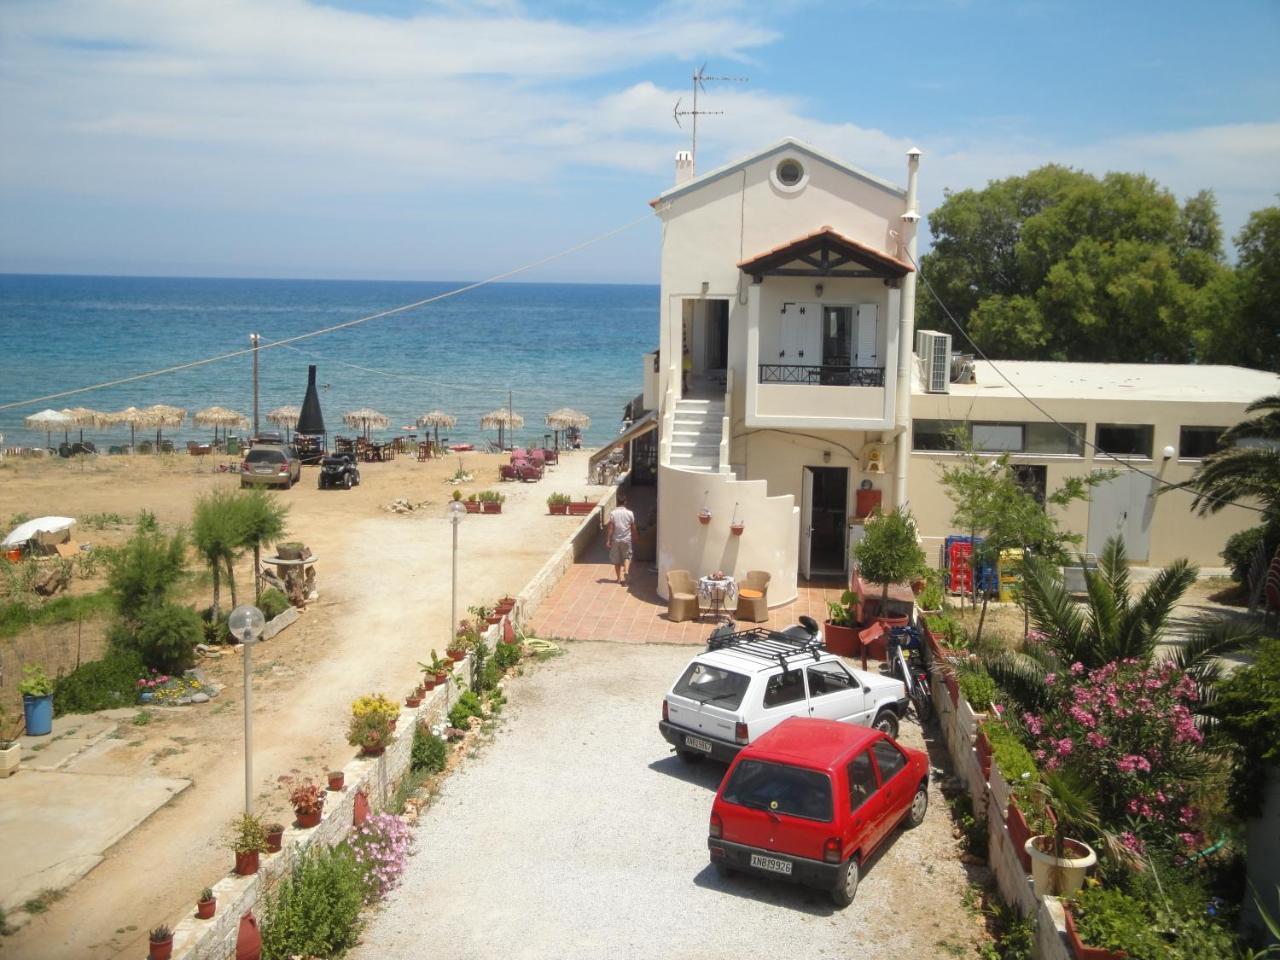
916 330 953 394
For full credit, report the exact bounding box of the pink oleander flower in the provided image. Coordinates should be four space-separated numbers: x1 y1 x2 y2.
1044 672 1057 686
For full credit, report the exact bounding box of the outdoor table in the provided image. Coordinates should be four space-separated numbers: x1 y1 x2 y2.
697 574 737 621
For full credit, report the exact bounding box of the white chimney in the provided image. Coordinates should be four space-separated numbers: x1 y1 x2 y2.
674 150 694 185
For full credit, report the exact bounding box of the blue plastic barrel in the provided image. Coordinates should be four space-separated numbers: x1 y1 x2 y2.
23 694 53 736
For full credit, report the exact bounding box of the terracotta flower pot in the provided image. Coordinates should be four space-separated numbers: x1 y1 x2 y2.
361 744 386 758
328 771 344 791
975 729 993 780
496 599 515 615
406 694 422 708
1064 904 1128 960
823 621 860 657
422 678 436 691
549 503 568 515
197 897 216 920
265 825 284 853
697 511 711 525
485 613 503 625
464 500 481 513
447 648 465 662
149 935 174 960
433 671 447 685
295 807 322 829
235 849 260 876
481 501 501 514
729 522 745 536
1006 798 1033 872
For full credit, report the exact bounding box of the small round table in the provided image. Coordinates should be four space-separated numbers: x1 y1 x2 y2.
697 575 738 621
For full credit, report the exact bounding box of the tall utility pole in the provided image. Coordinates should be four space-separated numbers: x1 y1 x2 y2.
250 333 261 435
673 63 748 173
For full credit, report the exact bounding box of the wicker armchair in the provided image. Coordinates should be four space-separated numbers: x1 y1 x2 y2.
666 569 699 622
735 570 771 622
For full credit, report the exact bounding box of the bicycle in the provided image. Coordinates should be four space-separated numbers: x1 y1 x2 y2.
887 625 933 724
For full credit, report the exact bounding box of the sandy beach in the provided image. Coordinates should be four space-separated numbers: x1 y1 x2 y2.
0 447 606 959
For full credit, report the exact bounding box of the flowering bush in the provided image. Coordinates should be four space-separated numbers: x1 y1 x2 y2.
1025 658 1204 854
349 812 411 902
287 779 325 815
350 693 398 725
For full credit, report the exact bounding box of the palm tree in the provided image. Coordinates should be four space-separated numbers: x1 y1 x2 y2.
984 535 1252 714
1185 393 1280 522
235 489 289 601
192 488 244 620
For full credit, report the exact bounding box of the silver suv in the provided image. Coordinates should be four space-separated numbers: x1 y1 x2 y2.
240 445 302 489
659 627 908 764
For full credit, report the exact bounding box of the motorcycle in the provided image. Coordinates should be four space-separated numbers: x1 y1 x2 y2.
886 624 933 722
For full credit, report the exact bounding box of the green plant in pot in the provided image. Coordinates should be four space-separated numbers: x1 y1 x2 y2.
852 507 927 625
196 886 216 920
148 924 174 960
823 588 862 657
227 812 269 876
1024 768 1104 897
18 664 55 737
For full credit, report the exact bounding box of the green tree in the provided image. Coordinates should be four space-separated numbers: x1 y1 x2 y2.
1194 205 1280 373
104 526 200 672
852 507 927 616
1183 393 1280 524
234 489 289 601
983 536 1251 715
937 439 1109 641
192 489 245 619
920 167 1223 363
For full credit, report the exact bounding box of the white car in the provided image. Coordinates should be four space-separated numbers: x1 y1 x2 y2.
658 625 908 763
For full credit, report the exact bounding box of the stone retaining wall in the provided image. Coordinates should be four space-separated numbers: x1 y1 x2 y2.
515 484 620 625
927 645 1073 960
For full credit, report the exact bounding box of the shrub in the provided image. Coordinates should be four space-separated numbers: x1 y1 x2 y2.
349 813 411 901
54 651 145 715
260 844 365 960
1207 634 1280 816
17 665 54 697
226 813 269 855
258 588 289 621
956 661 998 710
111 602 202 673
106 527 188 617
447 690 484 729
1070 883 1240 960
351 693 398 725
347 712 393 753
1221 523 1280 584
493 640 521 671
411 723 448 773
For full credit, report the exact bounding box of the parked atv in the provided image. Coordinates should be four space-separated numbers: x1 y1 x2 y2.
318 453 360 490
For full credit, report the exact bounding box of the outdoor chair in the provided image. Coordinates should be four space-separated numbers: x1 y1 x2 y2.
734 570 771 622
519 462 544 482
160 440 175 454
666 569 699 622
542 447 559 465
499 463 520 482
138 441 154 454
108 445 123 456
417 442 431 462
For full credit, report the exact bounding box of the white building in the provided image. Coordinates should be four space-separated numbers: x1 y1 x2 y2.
639 137 1276 602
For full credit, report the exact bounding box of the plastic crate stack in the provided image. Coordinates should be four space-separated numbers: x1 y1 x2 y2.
943 535 997 595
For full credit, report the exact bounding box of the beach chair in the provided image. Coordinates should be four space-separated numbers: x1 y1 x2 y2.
666 570 699 622
138 441 154 454
499 463 520 482
160 439 175 454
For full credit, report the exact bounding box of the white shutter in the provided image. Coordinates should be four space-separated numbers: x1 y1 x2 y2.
856 303 878 367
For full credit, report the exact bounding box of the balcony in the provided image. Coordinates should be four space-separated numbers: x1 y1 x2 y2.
757 364 885 387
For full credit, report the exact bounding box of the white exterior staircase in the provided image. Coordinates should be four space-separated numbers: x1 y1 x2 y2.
667 398 724 472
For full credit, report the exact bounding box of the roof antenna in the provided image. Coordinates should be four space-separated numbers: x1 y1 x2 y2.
673 63 748 175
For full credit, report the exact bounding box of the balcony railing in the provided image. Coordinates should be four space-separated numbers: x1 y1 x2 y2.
758 364 885 387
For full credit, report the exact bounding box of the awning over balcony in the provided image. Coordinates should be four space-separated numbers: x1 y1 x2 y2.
737 226 913 282
587 411 657 477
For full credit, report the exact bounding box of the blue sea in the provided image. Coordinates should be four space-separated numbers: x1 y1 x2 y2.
0 275 657 449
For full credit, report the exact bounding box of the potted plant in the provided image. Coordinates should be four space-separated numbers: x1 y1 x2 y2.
148 924 174 960
917 569 945 613
464 493 481 514
328 769 345 791
729 503 744 535
348 693 397 757
451 488 463 502
823 590 862 657
196 886 216 920
228 812 269 875
547 492 570 515
288 778 325 828
1024 768 1100 897
1065 885 1148 960
568 497 595 516
697 508 712 525
424 650 452 685
496 595 516 616
851 507 927 629
265 822 285 853
0 705 22 778
478 490 505 514
406 689 423 708
18 665 55 737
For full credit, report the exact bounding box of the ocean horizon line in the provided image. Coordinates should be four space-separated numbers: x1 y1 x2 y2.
0 271 659 290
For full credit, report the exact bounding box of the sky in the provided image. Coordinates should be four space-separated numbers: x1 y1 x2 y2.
0 0 1277 284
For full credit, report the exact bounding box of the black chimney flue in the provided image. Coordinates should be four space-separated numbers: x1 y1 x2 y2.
296 365 326 436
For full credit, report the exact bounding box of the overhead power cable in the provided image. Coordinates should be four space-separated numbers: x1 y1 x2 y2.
0 213 653 412
905 248 1266 516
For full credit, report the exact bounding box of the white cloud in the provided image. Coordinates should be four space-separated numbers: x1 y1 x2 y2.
0 0 1276 278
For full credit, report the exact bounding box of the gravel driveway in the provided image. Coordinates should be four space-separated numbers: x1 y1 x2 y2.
353 641 986 960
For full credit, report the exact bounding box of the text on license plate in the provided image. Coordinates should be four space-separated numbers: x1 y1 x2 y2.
684 735 713 753
750 853 792 875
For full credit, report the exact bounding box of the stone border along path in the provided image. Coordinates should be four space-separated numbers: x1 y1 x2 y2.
163 491 617 959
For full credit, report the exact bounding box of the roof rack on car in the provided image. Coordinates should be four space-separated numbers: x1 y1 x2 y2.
705 627 824 671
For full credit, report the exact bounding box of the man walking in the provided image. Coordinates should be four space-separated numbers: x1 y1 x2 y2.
605 492 636 586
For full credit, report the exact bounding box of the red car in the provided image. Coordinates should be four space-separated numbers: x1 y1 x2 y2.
708 717 929 906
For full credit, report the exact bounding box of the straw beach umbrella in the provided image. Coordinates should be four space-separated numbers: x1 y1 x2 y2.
416 410 456 448
545 408 590 449
142 404 187 450
266 405 300 441
481 407 524 451
343 408 390 440
60 406 107 444
25 409 72 449
195 407 249 445
106 406 148 449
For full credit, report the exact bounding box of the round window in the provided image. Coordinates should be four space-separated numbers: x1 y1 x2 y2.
777 159 804 186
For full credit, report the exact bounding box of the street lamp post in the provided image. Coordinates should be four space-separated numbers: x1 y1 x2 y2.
228 604 266 815
448 500 465 698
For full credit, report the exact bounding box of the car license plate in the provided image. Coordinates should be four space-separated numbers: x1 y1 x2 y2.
750 853 792 875
684 735 713 753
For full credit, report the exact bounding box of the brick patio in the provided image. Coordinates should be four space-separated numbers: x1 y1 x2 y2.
529 529 874 646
